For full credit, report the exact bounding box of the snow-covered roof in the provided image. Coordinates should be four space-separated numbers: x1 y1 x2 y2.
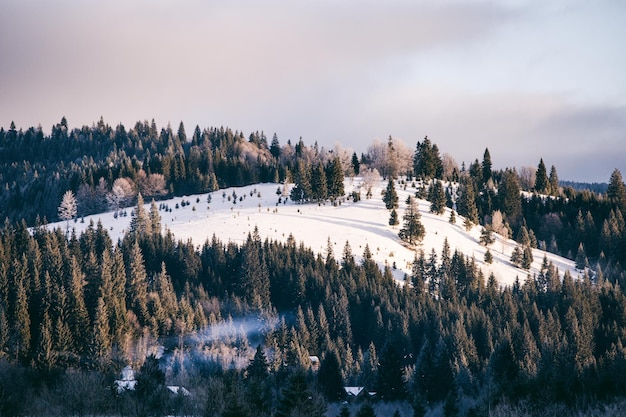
344 386 365 396
167 386 190 396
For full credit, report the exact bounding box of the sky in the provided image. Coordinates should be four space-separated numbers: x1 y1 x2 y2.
1 0 624 183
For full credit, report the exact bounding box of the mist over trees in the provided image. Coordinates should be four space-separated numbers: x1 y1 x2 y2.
1 118 626 416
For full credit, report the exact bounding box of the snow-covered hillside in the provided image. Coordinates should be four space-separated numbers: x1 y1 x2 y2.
51 178 580 287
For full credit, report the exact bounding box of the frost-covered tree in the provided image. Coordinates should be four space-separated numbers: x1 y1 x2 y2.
58 190 77 234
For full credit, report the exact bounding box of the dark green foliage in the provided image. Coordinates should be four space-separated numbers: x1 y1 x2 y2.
377 343 405 401
355 403 376 417
383 178 399 210
351 152 361 176
399 197 425 245
276 370 326 417
389 209 399 227
482 148 492 186
534 158 550 194
484 248 493 264
479 226 494 246
1 118 626 415
133 354 167 417
456 177 478 226
413 136 443 180
428 180 446 215
317 350 346 402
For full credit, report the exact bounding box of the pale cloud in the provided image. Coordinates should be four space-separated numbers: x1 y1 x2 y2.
0 0 624 182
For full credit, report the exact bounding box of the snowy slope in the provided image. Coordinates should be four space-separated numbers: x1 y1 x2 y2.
52 178 580 287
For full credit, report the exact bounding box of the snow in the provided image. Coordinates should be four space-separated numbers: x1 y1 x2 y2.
53 178 580 288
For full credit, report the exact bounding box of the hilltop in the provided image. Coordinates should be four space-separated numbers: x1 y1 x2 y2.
51 177 579 287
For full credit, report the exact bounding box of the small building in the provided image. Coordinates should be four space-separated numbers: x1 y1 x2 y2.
309 356 320 372
114 365 137 393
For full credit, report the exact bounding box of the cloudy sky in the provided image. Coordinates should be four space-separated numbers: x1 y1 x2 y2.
1 0 624 182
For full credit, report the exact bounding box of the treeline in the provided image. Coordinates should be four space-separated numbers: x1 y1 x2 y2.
0 118 356 225
1 198 626 416
2 118 625 271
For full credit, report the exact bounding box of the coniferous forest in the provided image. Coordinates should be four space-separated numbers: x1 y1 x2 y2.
1 118 626 416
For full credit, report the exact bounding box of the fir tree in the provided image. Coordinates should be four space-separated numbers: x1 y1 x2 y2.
607 169 626 213
377 343 405 400
428 180 446 215
482 147 493 186
399 196 425 245
317 350 346 402
383 178 398 210
575 243 589 270
389 209 399 227
549 165 559 196
479 226 495 246
484 248 493 264
534 158 550 194
351 152 360 176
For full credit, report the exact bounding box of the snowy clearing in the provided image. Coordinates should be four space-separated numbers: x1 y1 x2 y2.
51 178 580 288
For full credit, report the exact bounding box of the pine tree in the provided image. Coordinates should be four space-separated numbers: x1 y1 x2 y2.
549 165 559 196
484 248 493 264
383 178 398 210
534 158 550 194
389 209 399 227
499 169 522 227
449 210 456 224
90 296 111 365
607 169 626 213
521 246 533 270
377 343 405 400
276 369 326 417
318 350 346 401
399 196 425 245
479 226 495 246
311 162 328 202
327 157 345 198
351 152 360 176
457 177 478 226
428 180 446 214
575 243 589 270
34 309 55 370
482 148 493 186
134 354 167 417
270 133 281 159
126 241 149 325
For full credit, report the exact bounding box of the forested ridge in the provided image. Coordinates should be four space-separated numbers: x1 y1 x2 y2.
1 118 626 416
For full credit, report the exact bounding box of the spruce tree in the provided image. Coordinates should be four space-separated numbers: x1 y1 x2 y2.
389 209 399 227
399 196 425 245
575 243 589 270
428 180 446 214
607 169 626 213
484 248 493 264
318 350 346 402
383 178 398 210
534 158 550 194
377 343 405 401
482 148 493 186
549 165 559 196
351 152 360 175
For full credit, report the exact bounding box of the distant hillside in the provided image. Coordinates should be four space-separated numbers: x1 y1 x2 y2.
561 180 608 194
